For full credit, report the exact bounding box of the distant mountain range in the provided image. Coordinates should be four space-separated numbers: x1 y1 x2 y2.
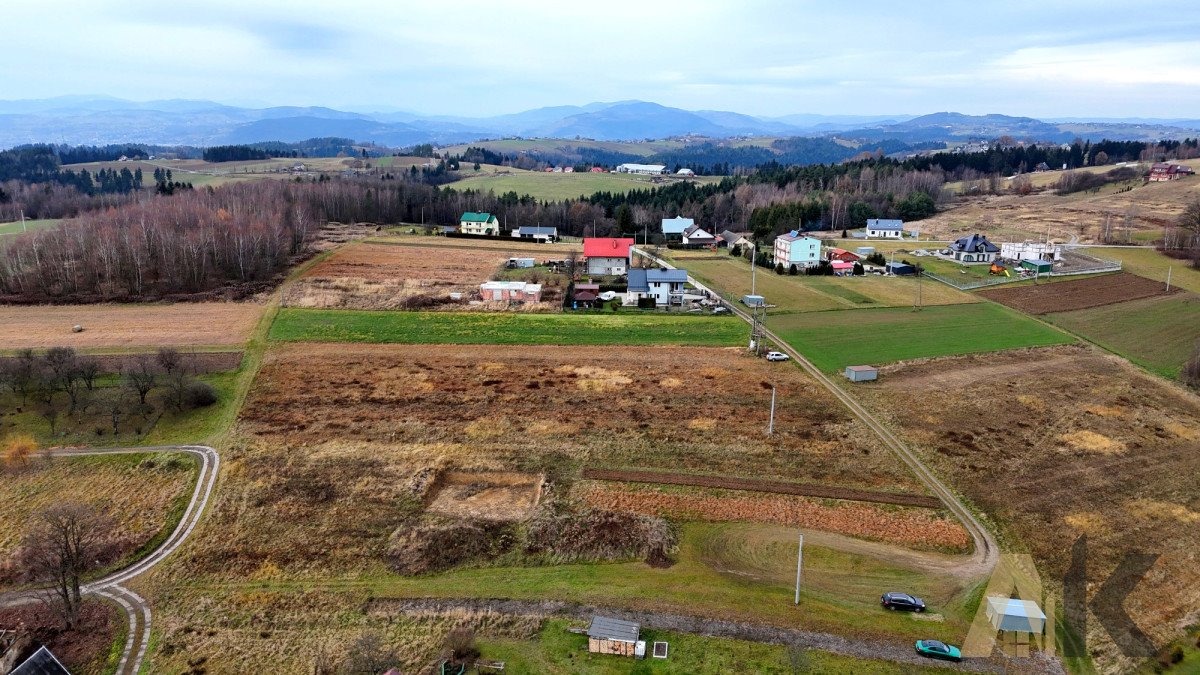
0 96 1197 149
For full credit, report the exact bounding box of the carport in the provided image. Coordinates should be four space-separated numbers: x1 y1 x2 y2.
985 597 1046 633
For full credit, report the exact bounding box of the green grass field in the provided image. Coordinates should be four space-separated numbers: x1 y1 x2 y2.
479 618 960 674
0 218 62 236
669 253 976 314
447 170 722 201
1046 294 1200 379
1081 247 1200 294
269 309 746 346
770 303 1075 372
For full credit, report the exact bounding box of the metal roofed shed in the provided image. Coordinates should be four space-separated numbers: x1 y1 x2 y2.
886 261 916 276
985 597 1047 633
1020 259 1053 274
742 294 765 307
844 365 878 382
587 616 641 656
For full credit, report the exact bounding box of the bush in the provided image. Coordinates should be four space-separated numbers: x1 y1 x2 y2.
183 381 218 408
3 434 36 470
525 508 676 564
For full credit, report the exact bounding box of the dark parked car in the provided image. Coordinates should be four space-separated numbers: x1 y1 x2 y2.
881 592 926 612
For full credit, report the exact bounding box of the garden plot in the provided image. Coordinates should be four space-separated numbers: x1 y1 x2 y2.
978 272 1174 314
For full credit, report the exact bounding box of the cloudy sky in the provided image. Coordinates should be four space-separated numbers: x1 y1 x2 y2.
6 0 1199 118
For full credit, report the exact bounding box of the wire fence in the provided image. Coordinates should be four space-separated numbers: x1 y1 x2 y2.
922 250 1123 290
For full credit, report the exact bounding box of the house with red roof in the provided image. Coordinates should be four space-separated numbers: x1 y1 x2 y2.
584 237 635 275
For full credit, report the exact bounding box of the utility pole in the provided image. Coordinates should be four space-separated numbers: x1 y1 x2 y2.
768 385 776 435
20 210 26 233
1166 266 1172 292
751 243 757 296
794 533 804 605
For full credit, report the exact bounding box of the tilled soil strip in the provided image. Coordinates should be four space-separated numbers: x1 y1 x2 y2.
368 597 1061 674
581 468 944 509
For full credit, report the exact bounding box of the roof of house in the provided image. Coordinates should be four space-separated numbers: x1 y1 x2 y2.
628 268 688 292
575 283 600 291
627 268 649 292
866 219 904 231
588 616 641 643
950 233 1000 253
518 226 557 235
574 290 598 301
775 230 818 242
683 224 714 239
460 212 496 223
583 237 635 259
718 230 751 245
618 163 666 172
11 646 71 675
831 261 855 269
886 261 915 270
846 365 877 372
661 216 694 234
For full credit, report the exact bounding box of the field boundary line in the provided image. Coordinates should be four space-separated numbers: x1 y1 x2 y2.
582 468 944 508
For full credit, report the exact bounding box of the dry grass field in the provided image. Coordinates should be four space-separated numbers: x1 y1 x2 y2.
283 241 567 310
855 346 1200 672
0 302 264 350
0 452 196 590
978 272 1175 314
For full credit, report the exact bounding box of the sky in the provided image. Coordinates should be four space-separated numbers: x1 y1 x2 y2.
5 0 1200 118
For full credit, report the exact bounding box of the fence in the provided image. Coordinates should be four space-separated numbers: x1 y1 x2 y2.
922 250 1123 290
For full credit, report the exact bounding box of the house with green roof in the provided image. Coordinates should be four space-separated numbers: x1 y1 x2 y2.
459 212 500 235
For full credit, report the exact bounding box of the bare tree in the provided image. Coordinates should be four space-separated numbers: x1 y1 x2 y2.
158 348 191 411
123 354 158 406
21 501 112 630
77 356 102 391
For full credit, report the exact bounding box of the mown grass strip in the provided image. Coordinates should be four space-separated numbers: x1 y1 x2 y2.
270 308 747 346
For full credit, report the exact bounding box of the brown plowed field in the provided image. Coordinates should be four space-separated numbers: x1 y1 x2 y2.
0 302 263 349
581 468 943 508
977 271 1174 314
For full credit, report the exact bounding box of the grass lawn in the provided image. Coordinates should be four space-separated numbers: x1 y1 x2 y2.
0 218 62 236
1081 247 1200 294
269 309 746 346
669 253 976 314
1046 293 1200 379
478 618 961 674
770 303 1075 372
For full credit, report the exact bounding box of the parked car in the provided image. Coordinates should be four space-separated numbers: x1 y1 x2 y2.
766 351 790 362
914 640 961 662
881 592 926 612
712 306 730 315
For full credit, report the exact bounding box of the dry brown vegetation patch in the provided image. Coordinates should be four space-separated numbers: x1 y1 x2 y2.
978 272 1175 315
426 471 544 521
857 345 1200 664
0 303 262 349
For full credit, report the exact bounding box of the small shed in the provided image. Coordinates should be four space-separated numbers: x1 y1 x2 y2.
1020 259 1052 274
855 246 875 256
742 294 765 307
587 616 641 657
985 597 1047 634
886 261 916 276
507 257 535 269
844 365 878 382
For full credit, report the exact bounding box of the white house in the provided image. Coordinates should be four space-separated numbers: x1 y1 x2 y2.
948 233 1000 263
511 226 558 242
1000 241 1062 262
773 231 822 269
865 219 906 239
628 268 688 305
676 168 695 176
459 212 500 235
583 237 635 275
615 163 667 175
681 224 716 246
661 216 694 237
480 281 542 303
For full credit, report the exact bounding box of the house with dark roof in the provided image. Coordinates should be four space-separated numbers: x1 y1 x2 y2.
628 268 688 305
717 230 752 249
681 224 716 246
587 616 641 657
948 233 1000 263
459 212 500 236
511 226 557 242
11 646 71 675
866 219 906 239
573 283 600 307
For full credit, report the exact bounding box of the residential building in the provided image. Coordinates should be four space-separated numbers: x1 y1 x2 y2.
717 230 753 249
512 226 558 242
459 212 500 235
589 166 606 173
865 219 906 239
661 216 694 237
615 163 666 175
1000 241 1061 262
773 230 822 269
948 233 1000 263
827 247 861 262
681 224 716 246
479 281 542 303
628 268 688 305
1149 162 1195 181
583 237 635 275
676 168 695 176
573 283 600 307
587 616 642 657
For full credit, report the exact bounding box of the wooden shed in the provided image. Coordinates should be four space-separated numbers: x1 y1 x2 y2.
587 616 640 657
844 365 878 382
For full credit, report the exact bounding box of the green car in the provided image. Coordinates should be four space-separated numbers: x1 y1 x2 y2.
914 639 962 662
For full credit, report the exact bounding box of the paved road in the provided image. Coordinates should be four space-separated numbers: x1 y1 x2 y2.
0 445 219 675
635 247 999 580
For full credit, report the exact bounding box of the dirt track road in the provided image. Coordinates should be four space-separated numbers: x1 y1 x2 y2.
0 445 219 675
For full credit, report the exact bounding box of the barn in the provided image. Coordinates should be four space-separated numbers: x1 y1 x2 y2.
587 616 641 657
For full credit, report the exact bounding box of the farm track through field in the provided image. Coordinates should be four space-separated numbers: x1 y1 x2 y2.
638 247 1001 581
582 468 944 509
0 445 219 675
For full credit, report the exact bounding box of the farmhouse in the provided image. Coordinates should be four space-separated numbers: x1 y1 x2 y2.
773 231 821 269
1000 241 1061 262
479 280 542 303
676 167 695 176
573 283 600 306
616 163 667 175
590 166 606 173
865 219 906 239
587 616 641 657
661 216 694 238
583 237 635 275
681 224 716 246
511 226 558 242
459 212 500 236
718 230 753 249
948 233 1000 263
1149 162 1195 181
628 267 688 305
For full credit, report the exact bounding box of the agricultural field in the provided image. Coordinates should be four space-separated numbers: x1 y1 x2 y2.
855 346 1200 673
0 218 62 236
270 309 748 346
0 452 196 591
0 302 263 350
668 252 976 313
1045 293 1200 379
770 303 1074 372
978 272 1174 314
447 168 722 202
1080 246 1200 294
